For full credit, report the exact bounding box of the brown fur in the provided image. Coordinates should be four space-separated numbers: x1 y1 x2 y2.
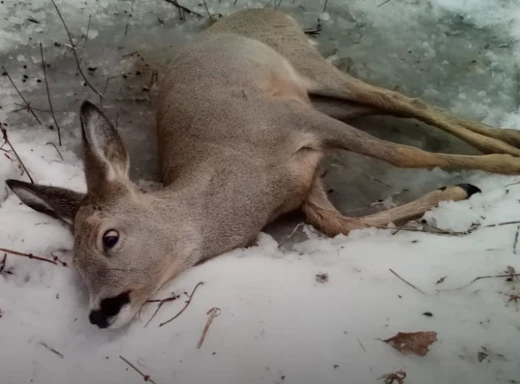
6 9 520 329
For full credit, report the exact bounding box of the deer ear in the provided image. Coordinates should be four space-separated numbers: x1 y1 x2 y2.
6 179 84 226
80 101 130 192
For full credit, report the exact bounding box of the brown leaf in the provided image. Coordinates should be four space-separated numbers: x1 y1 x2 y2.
382 331 437 356
378 370 407 384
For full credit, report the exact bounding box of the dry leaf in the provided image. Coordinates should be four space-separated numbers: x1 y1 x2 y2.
382 331 437 356
378 370 407 384
315 273 329 283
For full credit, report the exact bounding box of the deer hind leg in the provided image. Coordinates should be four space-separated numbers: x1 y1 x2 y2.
308 75 520 157
297 106 520 175
303 179 478 237
222 10 520 156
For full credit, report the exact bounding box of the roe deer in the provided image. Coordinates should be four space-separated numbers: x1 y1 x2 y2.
7 9 520 329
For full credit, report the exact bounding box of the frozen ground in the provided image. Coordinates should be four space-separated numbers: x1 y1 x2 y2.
1 0 520 383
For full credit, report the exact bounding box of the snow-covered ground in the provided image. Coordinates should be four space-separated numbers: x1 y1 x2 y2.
1 0 520 383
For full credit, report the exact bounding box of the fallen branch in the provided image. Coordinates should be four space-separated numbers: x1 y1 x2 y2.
278 222 304 248
119 355 157 384
438 267 520 292
0 123 34 183
197 307 221 349
50 0 102 98
164 0 203 19
2 66 41 124
39 342 64 359
39 43 62 146
144 294 180 328
514 225 519 255
389 268 426 295
159 281 204 327
0 247 67 267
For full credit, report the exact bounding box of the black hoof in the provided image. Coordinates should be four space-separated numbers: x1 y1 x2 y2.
456 183 481 199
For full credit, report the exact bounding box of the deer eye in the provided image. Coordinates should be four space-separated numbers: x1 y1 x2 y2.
102 230 119 250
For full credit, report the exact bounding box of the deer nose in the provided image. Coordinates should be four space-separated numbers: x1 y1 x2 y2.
89 310 110 328
89 291 131 328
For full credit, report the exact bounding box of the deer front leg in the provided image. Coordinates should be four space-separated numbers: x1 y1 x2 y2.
302 180 478 237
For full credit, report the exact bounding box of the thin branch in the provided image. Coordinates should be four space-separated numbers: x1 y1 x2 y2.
119 356 157 384
197 307 221 349
201 0 214 21
50 0 102 98
85 14 92 43
389 268 426 295
323 0 329 13
514 225 519 255
164 0 203 18
0 247 67 267
39 43 62 146
144 294 179 328
377 0 392 7
46 141 64 161
39 342 64 359
357 338 367 352
438 272 520 292
278 222 304 248
159 282 204 327
2 66 41 124
0 123 34 183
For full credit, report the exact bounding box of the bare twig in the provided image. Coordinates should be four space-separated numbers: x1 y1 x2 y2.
39 342 64 359
0 247 67 267
0 123 34 183
201 0 214 21
278 222 304 248
377 0 392 7
2 66 41 124
357 338 367 352
144 294 179 328
514 225 520 255
438 271 520 292
323 0 329 13
159 282 204 327
50 0 102 98
0 254 6 273
164 0 203 18
389 268 426 295
39 43 62 146
46 141 64 161
85 14 92 43
119 355 157 384
197 307 221 349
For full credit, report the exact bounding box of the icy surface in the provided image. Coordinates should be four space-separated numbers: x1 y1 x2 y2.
1 0 520 383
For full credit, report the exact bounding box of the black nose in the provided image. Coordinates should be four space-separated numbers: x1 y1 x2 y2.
89 310 109 328
89 291 131 328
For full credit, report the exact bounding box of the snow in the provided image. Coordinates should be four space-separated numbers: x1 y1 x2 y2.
1 0 520 383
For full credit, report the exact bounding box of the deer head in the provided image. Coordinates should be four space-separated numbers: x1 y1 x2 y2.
7 101 199 329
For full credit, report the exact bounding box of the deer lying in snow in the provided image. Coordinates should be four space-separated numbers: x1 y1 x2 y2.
7 9 520 329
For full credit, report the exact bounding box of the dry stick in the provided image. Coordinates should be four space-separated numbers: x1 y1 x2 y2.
278 222 304 248
119 355 157 384
201 0 214 21
50 0 102 98
322 0 329 12
389 268 426 295
144 294 179 328
2 66 41 124
39 342 64 359
438 273 520 292
377 0 392 7
357 338 367 352
514 225 520 255
197 307 221 349
0 247 66 266
159 282 204 327
0 254 6 273
0 123 34 183
85 14 92 43
39 43 62 146
164 0 203 17
46 141 64 161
